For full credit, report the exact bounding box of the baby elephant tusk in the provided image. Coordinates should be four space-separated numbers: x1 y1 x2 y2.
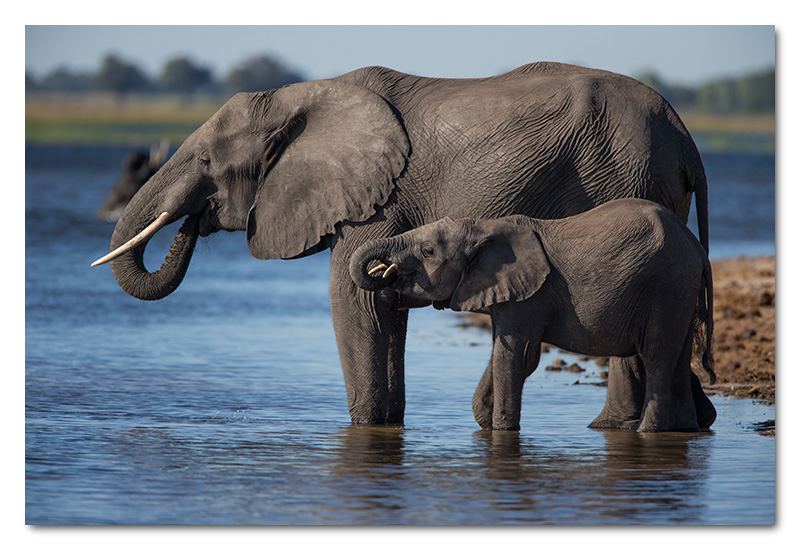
368 262 389 276
382 263 398 279
91 211 172 267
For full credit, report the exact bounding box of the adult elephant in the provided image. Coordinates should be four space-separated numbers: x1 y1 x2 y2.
93 62 710 428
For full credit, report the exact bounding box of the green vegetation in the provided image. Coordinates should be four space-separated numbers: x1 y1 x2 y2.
25 95 222 145
25 93 775 153
679 111 775 153
637 69 775 116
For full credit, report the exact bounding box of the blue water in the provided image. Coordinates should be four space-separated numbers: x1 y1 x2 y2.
25 144 775 525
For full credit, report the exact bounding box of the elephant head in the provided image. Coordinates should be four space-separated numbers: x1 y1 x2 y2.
349 216 551 311
92 80 410 300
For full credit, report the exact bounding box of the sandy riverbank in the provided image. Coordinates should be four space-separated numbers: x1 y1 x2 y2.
458 256 776 404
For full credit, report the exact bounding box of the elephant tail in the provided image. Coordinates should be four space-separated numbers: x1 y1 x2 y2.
694 258 716 384
680 132 710 254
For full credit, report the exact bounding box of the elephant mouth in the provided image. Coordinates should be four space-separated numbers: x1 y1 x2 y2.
197 203 221 237
367 262 427 295
367 261 400 285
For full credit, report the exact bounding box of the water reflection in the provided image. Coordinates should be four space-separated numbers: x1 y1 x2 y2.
296 424 723 524
593 430 713 522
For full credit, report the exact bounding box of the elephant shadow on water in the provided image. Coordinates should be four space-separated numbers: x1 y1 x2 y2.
92 62 712 433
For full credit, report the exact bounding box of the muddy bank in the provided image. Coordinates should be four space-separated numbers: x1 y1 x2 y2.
704 256 775 403
458 256 776 405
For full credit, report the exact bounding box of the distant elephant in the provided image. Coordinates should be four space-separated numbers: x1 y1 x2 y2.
91 62 709 427
350 199 715 432
97 140 170 222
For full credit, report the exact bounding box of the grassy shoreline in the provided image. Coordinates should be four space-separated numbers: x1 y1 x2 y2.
25 93 776 151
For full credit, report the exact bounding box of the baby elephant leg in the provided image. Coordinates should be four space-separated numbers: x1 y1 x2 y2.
490 334 541 430
472 360 494 430
638 326 699 432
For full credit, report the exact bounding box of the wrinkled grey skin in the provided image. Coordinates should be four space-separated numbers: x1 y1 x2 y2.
97 142 170 222
100 62 709 426
350 199 716 432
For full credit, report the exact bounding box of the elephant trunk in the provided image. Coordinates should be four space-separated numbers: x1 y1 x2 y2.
349 238 402 292
105 210 200 301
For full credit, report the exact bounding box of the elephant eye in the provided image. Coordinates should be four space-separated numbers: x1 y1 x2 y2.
198 154 211 169
421 243 435 258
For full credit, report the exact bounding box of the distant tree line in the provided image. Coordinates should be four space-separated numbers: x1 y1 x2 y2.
26 53 774 116
637 68 775 115
25 53 306 97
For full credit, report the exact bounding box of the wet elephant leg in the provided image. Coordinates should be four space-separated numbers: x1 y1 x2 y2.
472 360 494 429
386 309 408 424
473 319 497 429
589 356 714 430
330 270 407 425
589 355 645 430
639 327 699 432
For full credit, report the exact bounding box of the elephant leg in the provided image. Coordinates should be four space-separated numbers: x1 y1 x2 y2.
490 349 525 431
638 326 699 433
330 273 407 425
589 355 645 430
475 320 542 430
386 308 408 424
489 336 541 431
472 360 494 429
487 312 543 431
472 317 495 429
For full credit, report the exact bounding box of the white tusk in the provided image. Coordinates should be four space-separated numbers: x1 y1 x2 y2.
91 211 172 267
382 263 398 279
368 262 389 276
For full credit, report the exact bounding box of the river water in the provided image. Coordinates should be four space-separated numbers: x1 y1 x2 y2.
25 144 775 525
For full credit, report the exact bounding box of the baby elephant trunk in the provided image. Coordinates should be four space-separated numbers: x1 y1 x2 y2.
349 238 401 292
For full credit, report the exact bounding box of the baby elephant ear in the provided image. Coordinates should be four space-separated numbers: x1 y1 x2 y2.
247 79 410 260
450 219 550 312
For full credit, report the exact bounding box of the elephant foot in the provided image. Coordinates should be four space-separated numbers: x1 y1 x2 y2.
348 402 393 425
588 413 641 431
385 410 404 425
636 403 700 433
589 398 641 429
493 425 520 431
472 393 494 430
592 356 646 430
350 416 389 426
636 422 700 433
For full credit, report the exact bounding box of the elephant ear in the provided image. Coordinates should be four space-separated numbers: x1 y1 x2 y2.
247 79 410 260
450 218 551 312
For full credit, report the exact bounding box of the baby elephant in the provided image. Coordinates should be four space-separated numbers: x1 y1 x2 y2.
350 198 714 432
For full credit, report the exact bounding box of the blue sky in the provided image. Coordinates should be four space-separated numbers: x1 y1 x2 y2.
25 25 775 86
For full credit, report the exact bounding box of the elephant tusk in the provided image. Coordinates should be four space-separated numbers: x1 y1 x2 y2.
368 262 389 276
382 263 398 279
91 211 172 267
